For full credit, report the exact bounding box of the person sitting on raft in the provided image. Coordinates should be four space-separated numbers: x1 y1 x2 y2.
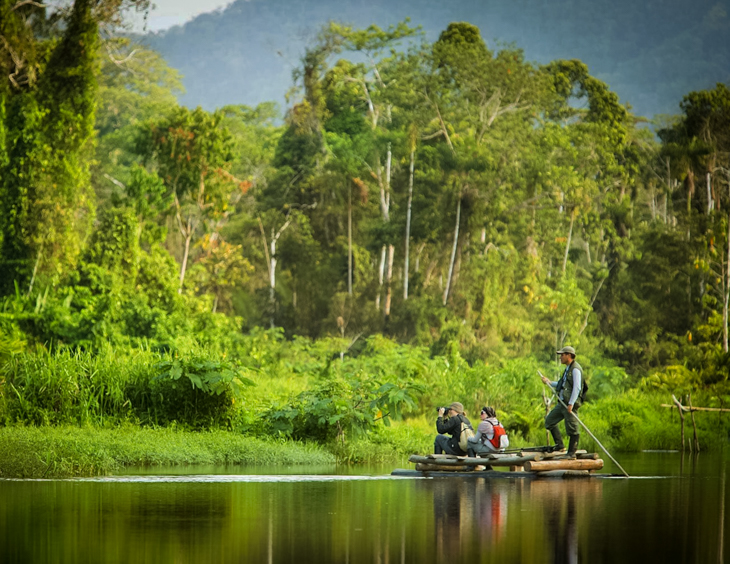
467 406 509 457
434 402 473 455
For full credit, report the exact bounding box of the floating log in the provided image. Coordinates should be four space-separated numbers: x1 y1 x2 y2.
483 453 525 460
577 453 600 460
415 463 469 472
540 449 587 460
426 452 531 460
536 470 591 478
486 454 542 467
410 455 463 465
524 459 604 472
410 454 542 467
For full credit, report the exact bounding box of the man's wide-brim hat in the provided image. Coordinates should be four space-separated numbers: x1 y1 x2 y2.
557 346 576 355
449 402 464 413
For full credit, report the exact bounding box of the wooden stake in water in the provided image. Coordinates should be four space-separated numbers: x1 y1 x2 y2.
538 370 630 478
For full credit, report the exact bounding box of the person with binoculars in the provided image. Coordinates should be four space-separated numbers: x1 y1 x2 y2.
434 402 473 455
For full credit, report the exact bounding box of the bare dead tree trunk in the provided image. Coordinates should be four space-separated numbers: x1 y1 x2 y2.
404 148 414 300
269 227 277 327
708 172 713 214
443 196 461 306
384 244 394 315
376 245 386 310
562 210 575 273
384 146 393 312
178 216 193 293
376 144 392 310
725 197 730 353
27 241 43 296
651 187 657 221
348 184 352 295
415 242 426 273
258 214 293 328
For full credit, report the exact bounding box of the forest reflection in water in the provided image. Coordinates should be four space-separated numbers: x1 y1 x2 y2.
0 456 728 564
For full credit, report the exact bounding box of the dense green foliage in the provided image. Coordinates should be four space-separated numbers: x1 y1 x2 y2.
1 2 729 475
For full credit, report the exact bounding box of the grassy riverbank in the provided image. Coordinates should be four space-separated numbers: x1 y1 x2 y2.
1 393 729 478
0 426 336 478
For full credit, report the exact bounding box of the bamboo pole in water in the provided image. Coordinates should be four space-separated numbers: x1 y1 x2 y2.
672 394 686 451
688 393 700 452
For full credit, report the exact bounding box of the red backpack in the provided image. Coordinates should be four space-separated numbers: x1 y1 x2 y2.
487 421 509 449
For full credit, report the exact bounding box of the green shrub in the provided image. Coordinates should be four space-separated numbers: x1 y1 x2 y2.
144 355 254 428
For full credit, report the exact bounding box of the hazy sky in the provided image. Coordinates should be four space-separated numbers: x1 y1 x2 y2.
131 0 233 31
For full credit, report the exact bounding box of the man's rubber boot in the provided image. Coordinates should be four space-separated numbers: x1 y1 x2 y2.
550 427 565 452
567 435 579 459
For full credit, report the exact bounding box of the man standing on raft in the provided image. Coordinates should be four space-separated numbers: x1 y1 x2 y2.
540 346 584 458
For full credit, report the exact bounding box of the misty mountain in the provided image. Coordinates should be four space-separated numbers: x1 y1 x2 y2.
141 0 730 119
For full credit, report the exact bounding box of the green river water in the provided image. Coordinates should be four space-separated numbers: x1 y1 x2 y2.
1 452 727 563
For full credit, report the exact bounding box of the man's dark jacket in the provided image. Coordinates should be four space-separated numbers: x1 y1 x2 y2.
436 413 473 452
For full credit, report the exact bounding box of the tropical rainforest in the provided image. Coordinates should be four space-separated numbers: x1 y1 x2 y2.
1 0 729 476
144 0 730 119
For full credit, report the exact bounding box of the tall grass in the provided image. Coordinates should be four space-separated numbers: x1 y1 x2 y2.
2 346 155 425
0 425 336 478
1 345 248 428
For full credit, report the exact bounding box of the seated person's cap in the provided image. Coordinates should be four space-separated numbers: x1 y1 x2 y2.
449 402 464 413
556 346 576 355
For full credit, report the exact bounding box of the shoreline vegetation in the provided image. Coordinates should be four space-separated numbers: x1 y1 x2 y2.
0 335 729 479
0 426 336 479
2 5 729 479
1 391 728 479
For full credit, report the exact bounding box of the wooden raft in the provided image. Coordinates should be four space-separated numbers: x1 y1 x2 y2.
407 451 604 478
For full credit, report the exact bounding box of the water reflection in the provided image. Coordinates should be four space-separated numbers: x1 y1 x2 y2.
2 455 729 564
534 481 600 564
432 479 508 560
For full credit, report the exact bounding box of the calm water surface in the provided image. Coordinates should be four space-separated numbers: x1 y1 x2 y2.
1 453 727 563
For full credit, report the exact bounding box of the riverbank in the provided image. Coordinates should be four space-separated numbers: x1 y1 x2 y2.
0 425 337 478
2 409 728 478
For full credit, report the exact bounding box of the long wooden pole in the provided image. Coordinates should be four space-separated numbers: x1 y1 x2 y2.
661 404 730 413
672 394 686 451
688 393 700 452
538 370 630 477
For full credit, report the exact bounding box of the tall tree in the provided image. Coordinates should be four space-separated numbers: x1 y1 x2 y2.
1 0 99 292
136 107 240 291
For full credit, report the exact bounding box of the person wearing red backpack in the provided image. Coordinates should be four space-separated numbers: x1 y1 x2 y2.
467 406 509 457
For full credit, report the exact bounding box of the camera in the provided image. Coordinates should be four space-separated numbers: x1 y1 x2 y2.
436 407 448 413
